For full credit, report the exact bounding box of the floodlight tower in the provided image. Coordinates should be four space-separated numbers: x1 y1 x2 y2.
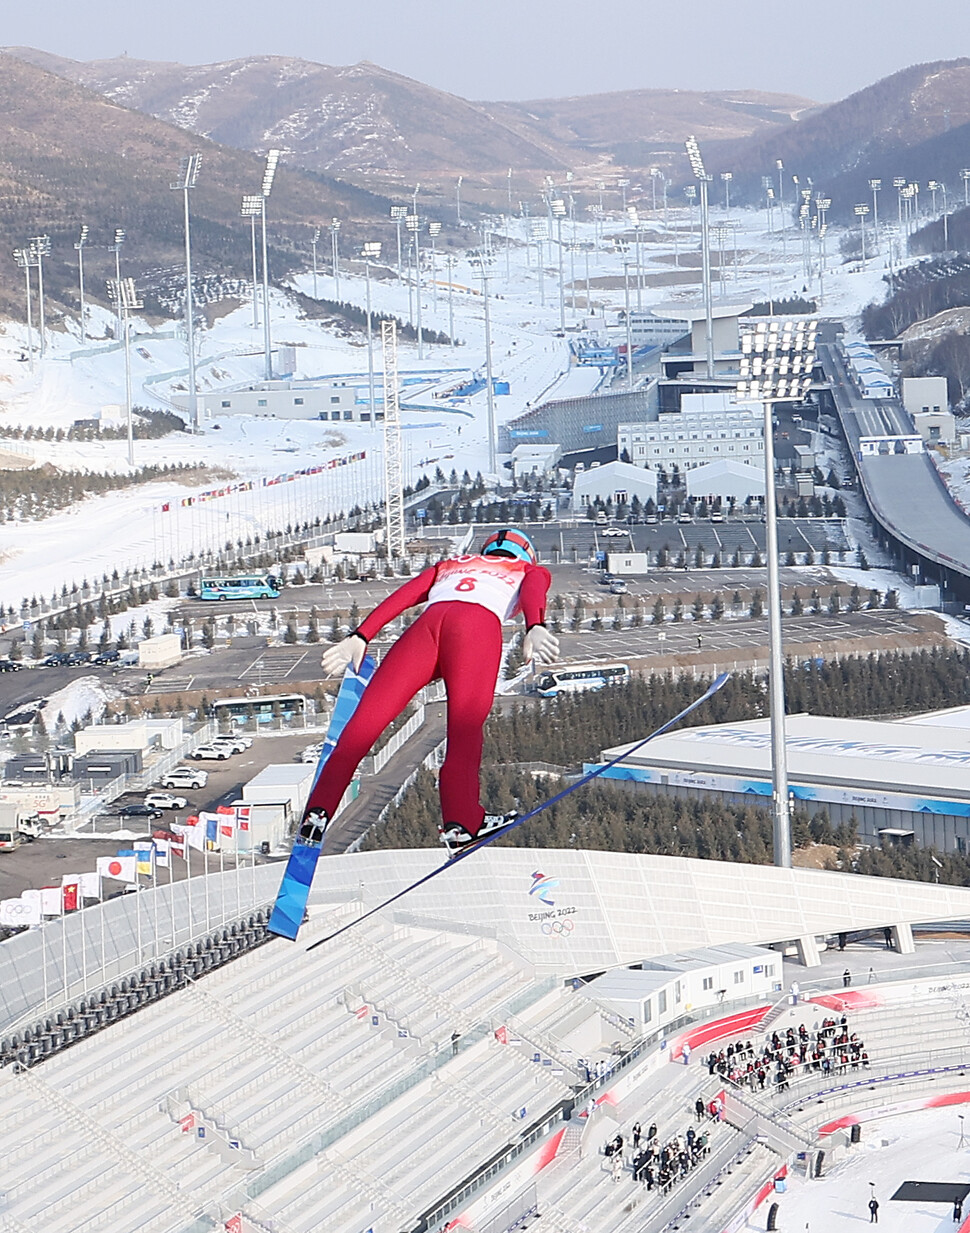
685 136 715 379
428 221 441 311
854 203 870 263
240 195 262 330
775 159 787 258
361 240 382 430
329 217 342 302
455 175 463 226
390 205 406 279
109 228 125 343
962 169 970 207
405 212 423 359
530 219 546 306
868 178 881 250
28 235 51 358
310 227 320 299
893 177 907 237
12 247 36 370
381 320 405 561
171 152 202 428
444 253 457 342
721 171 733 213
737 319 818 868
626 206 643 311
469 251 498 475
551 197 567 332
74 225 89 344
107 276 144 468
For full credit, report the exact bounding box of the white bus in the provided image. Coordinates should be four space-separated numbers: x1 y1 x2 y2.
534 663 630 697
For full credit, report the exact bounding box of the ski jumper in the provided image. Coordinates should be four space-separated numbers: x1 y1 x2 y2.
305 555 552 835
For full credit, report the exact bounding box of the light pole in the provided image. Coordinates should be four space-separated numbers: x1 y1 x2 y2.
406 212 423 359
171 152 202 428
109 228 125 344
618 178 630 212
686 136 715 380
721 171 733 213
649 166 659 215
627 206 643 311
962 169 970 208
361 240 381 430
390 205 406 280
854 203 870 264
330 218 341 302
107 276 144 467
261 151 281 380
684 184 697 237
738 318 817 868
444 253 457 342
469 253 497 475
310 227 320 299
551 197 567 332
530 219 546 306
12 247 36 371
893 177 906 239
456 175 463 226
942 182 950 250
623 260 634 388
241 196 262 330
428 220 441 311
775 160 788 259
27 235 51 359
74 224 89 345
869 178 881 251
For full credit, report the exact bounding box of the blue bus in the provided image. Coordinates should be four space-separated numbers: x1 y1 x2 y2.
535 663 630 697
199 574 281 601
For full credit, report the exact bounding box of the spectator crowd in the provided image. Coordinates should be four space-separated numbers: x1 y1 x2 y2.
705 1015 869 1092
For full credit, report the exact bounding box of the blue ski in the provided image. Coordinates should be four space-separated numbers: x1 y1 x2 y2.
306 671 731 952
268 653 376 940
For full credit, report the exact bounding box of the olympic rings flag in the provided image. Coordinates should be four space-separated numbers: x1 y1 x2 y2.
0 897 42 927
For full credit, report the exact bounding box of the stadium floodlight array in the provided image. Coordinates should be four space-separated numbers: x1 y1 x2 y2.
74 224 89 344
170 153 203 426
106 277 144 468
405 213 424 358
737 319 818 868
360 241 382 429
12 245 39 369
469 251 498 474
27 234 52 358
310 227 321 298
685 136 715 377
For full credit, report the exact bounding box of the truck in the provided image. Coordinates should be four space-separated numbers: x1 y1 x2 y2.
0 806 42 852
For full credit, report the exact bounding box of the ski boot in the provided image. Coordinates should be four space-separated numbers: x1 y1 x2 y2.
439 812 519 858
298 809 330 846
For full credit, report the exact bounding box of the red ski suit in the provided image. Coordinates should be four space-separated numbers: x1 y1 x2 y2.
306 555 552 835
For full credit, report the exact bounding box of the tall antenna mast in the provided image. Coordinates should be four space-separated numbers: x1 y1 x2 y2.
381 320 405 561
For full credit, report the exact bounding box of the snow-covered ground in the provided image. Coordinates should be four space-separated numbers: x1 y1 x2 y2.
744 1105 970 1232
0 202 921 610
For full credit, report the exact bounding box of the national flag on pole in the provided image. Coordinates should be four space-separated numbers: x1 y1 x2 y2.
134 844 155 876
235 806 251 831
40 886 62 915
175 820 205 852
219 816 236 840
97 855 137 882
62 882 79 912
78 871 101 900
168 832 186 860
154 839 171 868
0 897 42 926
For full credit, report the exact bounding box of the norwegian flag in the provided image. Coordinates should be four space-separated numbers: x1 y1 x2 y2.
236 806 251 831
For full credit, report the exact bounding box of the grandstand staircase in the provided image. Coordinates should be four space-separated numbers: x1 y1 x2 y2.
348 934 480 1034
163 1089 262 1169
504 1012 582 1079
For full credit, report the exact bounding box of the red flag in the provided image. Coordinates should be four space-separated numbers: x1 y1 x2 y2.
179 1112 195 1133
225 1217 242 1233
161 502 170 513
62 883 79 912
494 1025 508 1045
216 805 235 815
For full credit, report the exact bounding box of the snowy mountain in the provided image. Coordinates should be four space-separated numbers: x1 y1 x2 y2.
3 47 816 184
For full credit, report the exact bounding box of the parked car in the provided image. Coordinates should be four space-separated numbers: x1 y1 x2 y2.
677 511 694 524
609 581 629 594
212 734 252 753
644 514 659 525
144 792 188 811
66 650 92 667
300 742 324 764
710 511 726 523
159 767 208 790
38 653 71 668
115 803 163 820
0 660 23 672
93 649 121 665
601 527 626 537
188 743 232 761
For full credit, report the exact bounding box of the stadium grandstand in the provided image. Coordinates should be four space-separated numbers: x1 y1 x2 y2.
3 849 970 1232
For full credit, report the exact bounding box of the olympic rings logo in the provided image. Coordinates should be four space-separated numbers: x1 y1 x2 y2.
541 919 574 936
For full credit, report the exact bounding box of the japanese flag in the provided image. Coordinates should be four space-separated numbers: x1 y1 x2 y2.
97 855 137 882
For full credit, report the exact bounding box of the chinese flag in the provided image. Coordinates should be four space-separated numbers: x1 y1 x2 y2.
62 883 79 912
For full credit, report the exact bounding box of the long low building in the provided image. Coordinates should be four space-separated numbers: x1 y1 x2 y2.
589 708 970 853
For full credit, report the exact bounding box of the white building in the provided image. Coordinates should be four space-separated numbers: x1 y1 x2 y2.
685 458 766 503
511 443 562 480
618 392 763 474
572 460 658 511
901 375 948 417
191 380 371 423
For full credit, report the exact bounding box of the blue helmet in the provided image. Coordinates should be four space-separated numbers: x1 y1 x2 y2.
481 527 537 564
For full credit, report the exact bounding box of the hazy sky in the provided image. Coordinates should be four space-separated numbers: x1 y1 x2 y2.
6 0 970 103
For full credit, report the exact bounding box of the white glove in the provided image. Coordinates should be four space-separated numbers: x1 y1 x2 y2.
524 624 559 665
321 633 367 677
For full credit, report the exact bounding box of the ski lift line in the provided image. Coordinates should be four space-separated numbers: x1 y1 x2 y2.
306 672 731 953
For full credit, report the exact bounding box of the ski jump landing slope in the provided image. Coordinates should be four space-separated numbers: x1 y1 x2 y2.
313 847 970 974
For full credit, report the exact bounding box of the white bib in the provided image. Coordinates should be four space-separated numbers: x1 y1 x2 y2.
425 555 528 624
